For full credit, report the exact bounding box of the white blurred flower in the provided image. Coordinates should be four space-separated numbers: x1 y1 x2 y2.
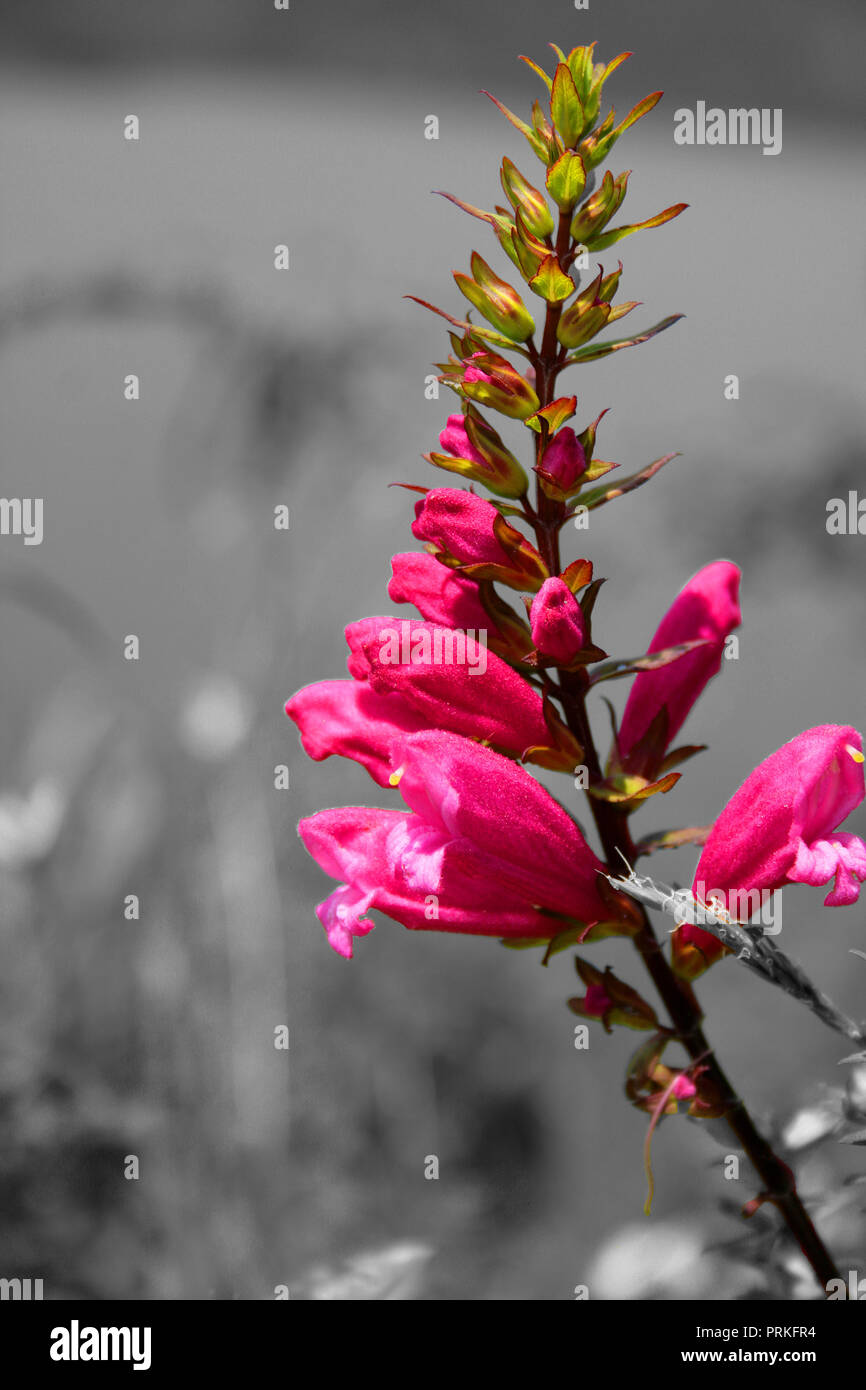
781 1099 842 1151
587 1219 765 1301
0 778 65 868
179 674 252 762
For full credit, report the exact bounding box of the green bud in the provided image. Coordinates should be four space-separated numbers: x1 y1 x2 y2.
500 157 555 239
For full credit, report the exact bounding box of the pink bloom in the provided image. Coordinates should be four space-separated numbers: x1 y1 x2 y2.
388 551 493 632
344 616 550 757
411 488 515 568
618 561 742 757
539 427 587 491
530 577 587 664
298 730 610 957
411 487 546 587
438 413 486 466
674 725 866 976
286 680 428 787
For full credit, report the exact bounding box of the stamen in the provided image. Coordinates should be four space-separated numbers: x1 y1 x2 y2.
388 766 405 787
846 743 865 764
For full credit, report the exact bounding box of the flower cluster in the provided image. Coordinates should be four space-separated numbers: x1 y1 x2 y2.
284 40 866 1279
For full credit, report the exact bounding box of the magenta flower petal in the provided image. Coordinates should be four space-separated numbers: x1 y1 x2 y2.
411 488 514 568
675 725 866 975
439 413 486 466
344 617 550 758
299 803 558 956
618 561 741 756
393 730 609 924
285 680 428 787
388 551 493 632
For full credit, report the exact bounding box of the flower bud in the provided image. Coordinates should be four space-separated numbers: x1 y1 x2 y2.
535 426 587 499
530 577 587 665
500 157 554 238
427 412 529 499
446 351 541 421
454 252 536 344
412 487 547 590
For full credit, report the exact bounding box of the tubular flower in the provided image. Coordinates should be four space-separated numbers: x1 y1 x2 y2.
618 561 741 758
411 487 548 590
298 730 612 957
344 616 551 754
286 610 554 787
388 551 494 632
673 725 866 978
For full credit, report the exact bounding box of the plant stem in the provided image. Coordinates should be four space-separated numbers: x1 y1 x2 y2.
525 251 843 1296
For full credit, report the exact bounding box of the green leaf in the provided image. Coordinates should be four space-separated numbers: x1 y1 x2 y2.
588 639 710 686
635 826 713 856
564 314 684 366
482 90 548 162
588 203 689 252
404 295 532 357
546 151 587 212
525 395 577 434
519 53 553 93
529 254 576 304
579 452 680 509
550 63 585 149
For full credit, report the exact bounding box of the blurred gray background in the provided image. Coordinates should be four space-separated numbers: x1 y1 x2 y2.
0 0 864 1299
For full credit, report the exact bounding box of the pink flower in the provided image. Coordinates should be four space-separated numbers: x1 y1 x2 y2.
674 725 866 977
286 680 428 787
438 414 486 466
388 551 493 632
538 427 587 491
530 577 587 664
411 487 546 588
618 561 742 757
298 730 610 957
412 489 508 567
344 616 551 756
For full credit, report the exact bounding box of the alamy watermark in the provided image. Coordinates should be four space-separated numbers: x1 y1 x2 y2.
377 621 488 676
0 498 43 545
674 102 782 157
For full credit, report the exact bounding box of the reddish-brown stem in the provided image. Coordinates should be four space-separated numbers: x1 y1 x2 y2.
524 234 843 1295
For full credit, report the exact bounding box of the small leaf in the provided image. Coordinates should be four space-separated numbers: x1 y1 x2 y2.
589 639 710 685
579 452 680 509
565 316 684 366
550 63 585 149
482 90 548 162
546 151 587 212
588 772 681 803
635 826 713 856
519 54 553 93
529 254 576 304
404 295 532 356
525 395 577 434
588 203 689 252
560 558 593 593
